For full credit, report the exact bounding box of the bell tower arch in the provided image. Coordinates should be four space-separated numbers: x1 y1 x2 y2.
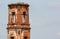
7 2 30 39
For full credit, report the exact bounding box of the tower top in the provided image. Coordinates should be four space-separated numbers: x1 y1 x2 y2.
8 2 29 7
7 2 30 39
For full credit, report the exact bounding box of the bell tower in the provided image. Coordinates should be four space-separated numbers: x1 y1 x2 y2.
7 2 30 39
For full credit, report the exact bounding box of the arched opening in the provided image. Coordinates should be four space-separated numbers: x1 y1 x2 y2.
23 12 26 19
10 37 14 39
12 12 15 16
24 36 27 39
22 12 26 23
11 12 15 23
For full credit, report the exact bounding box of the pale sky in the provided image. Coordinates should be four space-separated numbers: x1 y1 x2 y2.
0 0 60 39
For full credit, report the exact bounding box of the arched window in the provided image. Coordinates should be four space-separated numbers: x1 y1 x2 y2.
22 12 26 23
12 12 15 16
24 36 27 39
10 37 14 39
11 12 15 23
23 12 26 19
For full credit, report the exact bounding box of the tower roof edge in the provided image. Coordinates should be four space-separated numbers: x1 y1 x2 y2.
8 2 29 7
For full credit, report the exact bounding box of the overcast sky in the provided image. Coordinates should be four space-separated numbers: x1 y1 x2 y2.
0 0 60 39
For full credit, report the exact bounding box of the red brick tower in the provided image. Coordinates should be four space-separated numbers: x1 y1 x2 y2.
7 2 30 39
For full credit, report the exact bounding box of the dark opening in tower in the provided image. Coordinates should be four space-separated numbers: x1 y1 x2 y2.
24 36 27 39
11 12 15 23
23 12 26 19
22 12 26 23
12 12 15 16
10 37 14 39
